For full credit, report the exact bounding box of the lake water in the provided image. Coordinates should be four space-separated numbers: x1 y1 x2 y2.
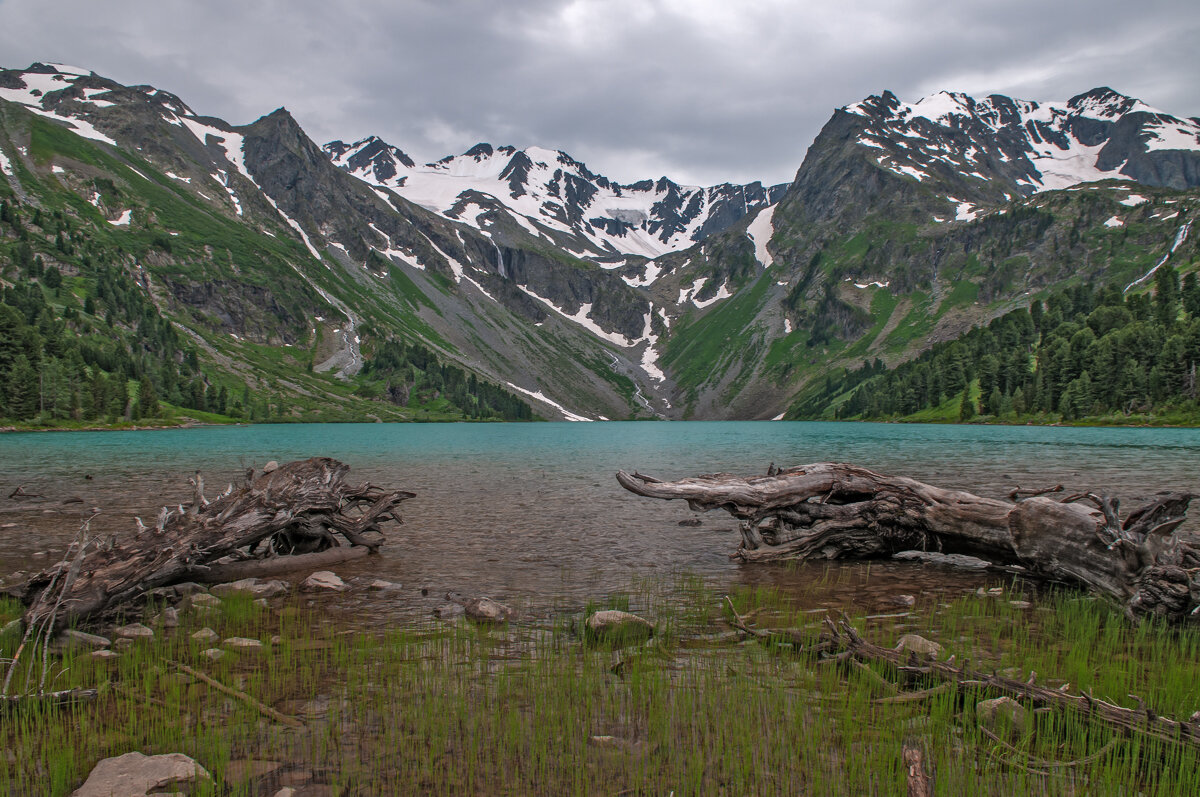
2 421 1198 624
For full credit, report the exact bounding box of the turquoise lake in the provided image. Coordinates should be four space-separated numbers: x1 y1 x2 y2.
2 421 1198 623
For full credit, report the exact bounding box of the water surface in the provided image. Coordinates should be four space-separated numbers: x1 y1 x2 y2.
2 422 1197 623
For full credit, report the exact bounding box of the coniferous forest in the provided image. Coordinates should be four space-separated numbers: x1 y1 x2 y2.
791 265 1200 424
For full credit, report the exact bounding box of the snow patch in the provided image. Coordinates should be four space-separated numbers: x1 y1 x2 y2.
0 149 12 177
517 286 636 347
504 382 591 422
1103 215 1124 228
108 209 132 226
166 171 192 184
745 205 776 267
51 165 65 174
693 282 732 309
1144 121 1200 152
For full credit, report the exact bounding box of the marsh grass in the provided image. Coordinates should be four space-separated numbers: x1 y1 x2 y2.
2 577 1200 795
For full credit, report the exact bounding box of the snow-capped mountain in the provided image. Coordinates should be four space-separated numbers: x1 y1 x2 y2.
324 138 786 261
840 87 1200 218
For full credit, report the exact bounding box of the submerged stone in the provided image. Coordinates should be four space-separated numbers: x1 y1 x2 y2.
301 571 348 592
115 623 154 640
585 610 654 644
211 578 290 598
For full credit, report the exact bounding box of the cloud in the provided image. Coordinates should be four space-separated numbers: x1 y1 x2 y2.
1 0 1197 186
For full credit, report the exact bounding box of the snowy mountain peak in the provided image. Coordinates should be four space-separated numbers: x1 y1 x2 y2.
842 86 1200 197
324 137 786 260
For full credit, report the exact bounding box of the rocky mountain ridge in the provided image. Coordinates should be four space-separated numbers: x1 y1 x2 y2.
1 61 1197 423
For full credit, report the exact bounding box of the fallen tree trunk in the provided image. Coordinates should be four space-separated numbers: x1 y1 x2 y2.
16 458 414 629
616 463 1197 620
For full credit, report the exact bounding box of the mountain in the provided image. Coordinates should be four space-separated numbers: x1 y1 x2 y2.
1 63 1197 426
324 137 787 261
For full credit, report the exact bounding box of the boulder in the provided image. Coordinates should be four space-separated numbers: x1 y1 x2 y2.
894 634 943 658
187 593 223 610
977 696 1027 737
367 579 402 591
585 610 654 644
202 648 225 661
301 571 348 592
445 593 513 623
59 629 111 650
114 623 154 640
191 627 219 644
211 578 290 599
71 751 211 796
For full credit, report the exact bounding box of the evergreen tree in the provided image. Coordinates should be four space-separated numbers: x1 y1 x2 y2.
958 386 976 421
8 355 38 420
137 377 158 418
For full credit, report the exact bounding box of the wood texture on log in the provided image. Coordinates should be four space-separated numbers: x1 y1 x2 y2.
617 463 1196 620
16 458 414 628
182 546 371 584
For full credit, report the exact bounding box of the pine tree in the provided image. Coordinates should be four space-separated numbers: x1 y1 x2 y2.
137 377 158 418
8 355 38 420
958 386 976 422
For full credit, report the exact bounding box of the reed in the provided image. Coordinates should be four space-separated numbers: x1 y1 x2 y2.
2 576 1199 795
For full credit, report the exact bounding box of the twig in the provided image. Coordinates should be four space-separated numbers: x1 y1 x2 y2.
171 660 304 729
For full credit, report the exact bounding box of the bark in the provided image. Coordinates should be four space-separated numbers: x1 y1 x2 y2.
617 463 1196 620
16 457 414 629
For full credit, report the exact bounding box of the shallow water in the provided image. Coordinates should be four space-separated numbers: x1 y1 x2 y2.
1 421 1197 623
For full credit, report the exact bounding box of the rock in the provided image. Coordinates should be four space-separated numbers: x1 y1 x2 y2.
158 607 180 628
254 598 269 608
191 627 219 644
977 696 1027 736
223 637 264 652
91 650 120 660
211 578 290 599
113 638 134 650
115 623 154 640
585 610 654 644
187 593 223 610
677 518 702 527
262 460 279 473
367 579 402 591
224 759 283 782
1009 600 1033 609
202 648 225 661
889 594 917 608
894 634 943 658
301 571 348 592
445 593 514 623
272 788 298 797
1 619 21 639
71 751 211 797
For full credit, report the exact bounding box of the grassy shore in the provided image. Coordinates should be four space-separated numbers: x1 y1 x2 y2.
2 576 1200 795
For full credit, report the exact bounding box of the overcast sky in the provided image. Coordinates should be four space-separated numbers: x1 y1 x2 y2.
2 0 1198 186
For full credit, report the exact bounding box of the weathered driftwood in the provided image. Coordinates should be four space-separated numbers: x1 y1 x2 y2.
15 458 414 629
617 463 1197 620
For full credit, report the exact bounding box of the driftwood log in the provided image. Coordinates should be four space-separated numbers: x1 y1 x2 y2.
616 463 1197 620
14 457 414 629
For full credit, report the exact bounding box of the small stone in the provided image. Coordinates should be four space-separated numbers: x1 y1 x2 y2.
191 627 219 644
113 638 134 650
262 460 279 473
59 629 112 650
301 571 348 592
115 622 154 640
271 635 283 645
272 788 298 797
1009 600 1033 609
977 696 1027 737
894 634 943 658
223 637 264 652
158 607 180 628
367 579 402 591
585 610 654 644
2 619 22 638
202 648 225 661
72 751 211 797
254 598 269 608
889 594 917 608
677 518 702 527
90 650 120 660
987 587 1005 597
31 551 48 559
188 593 222 610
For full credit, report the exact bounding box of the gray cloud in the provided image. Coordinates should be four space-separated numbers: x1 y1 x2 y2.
1 0 1197 186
